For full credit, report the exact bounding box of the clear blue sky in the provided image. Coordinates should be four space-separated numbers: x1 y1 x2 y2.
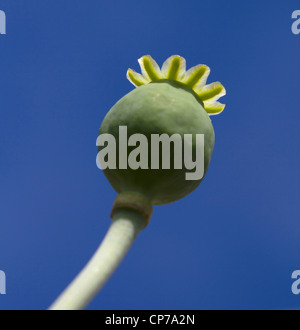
0 0 299 310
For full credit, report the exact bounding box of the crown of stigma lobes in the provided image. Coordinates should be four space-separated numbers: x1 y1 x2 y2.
127 55 226 115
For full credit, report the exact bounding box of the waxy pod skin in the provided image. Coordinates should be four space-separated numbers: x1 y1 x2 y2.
99 55 226 205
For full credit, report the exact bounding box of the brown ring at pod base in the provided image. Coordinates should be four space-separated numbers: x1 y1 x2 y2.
111 192 153 228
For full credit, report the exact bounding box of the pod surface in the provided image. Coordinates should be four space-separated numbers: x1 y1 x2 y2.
99 81 215 205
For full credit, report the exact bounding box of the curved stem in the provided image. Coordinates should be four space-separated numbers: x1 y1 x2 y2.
49 209 147 310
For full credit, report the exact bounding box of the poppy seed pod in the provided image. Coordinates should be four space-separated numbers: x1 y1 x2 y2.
50 56 226 310
98 55 226 206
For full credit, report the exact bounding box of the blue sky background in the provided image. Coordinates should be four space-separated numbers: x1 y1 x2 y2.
0 0 299 310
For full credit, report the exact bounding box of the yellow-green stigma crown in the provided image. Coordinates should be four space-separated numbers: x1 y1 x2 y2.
127 55 226 115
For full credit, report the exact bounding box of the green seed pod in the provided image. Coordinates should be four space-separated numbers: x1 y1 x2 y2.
98 55 226 206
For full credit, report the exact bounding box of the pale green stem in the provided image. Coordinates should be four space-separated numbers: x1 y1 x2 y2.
49 209 147 310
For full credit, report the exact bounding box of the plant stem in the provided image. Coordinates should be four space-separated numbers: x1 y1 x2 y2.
49 208 147 310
